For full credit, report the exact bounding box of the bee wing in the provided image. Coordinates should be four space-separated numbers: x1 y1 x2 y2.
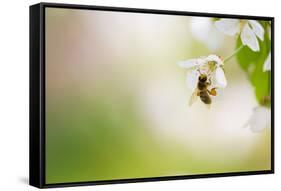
205 103 211 109
189 89 199 106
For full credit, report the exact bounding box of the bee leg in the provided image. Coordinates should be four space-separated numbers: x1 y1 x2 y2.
208 88 217 96
207 74 212 85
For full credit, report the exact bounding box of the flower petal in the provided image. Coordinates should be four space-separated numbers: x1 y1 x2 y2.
214 19 240 36
241 23 260 52
206 54 224 66
190 17 223 51
190 17 211 42
263 52 271 72
245 107 271 132
178 57 207 69
248 20 264 41
205 27 224 51
214 67 227 88
178 59 198 69
186 70 199 91
196 58 207 66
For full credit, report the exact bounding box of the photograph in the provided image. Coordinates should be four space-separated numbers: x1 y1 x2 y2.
0 0 279 191
44 6 272 184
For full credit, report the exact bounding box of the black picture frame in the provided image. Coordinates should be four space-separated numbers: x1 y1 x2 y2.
30 2 275 189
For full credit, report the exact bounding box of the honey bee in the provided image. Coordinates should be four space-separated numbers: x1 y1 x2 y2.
189 73 217 106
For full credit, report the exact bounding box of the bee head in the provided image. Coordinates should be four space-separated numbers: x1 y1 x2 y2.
198 74 207 82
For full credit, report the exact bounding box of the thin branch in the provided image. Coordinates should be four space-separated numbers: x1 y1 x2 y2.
224 45 244 63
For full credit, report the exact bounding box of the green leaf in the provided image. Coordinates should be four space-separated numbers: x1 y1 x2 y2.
235 22 271 105
236 40 260 72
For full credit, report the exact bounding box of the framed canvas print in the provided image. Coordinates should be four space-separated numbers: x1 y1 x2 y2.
29 2 274 188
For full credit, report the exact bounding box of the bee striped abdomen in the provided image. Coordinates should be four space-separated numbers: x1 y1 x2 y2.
199 91 211 104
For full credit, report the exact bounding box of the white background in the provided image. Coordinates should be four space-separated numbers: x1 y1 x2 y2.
0 0 279 190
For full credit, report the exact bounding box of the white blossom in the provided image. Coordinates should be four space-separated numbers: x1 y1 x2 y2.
244 106 271 132
213 67 227 88
178 55 227 91
215 19 264 52
263 52 271 72
190 17 223 51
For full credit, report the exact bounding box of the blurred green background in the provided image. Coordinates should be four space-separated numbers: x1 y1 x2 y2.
45 8 271 184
